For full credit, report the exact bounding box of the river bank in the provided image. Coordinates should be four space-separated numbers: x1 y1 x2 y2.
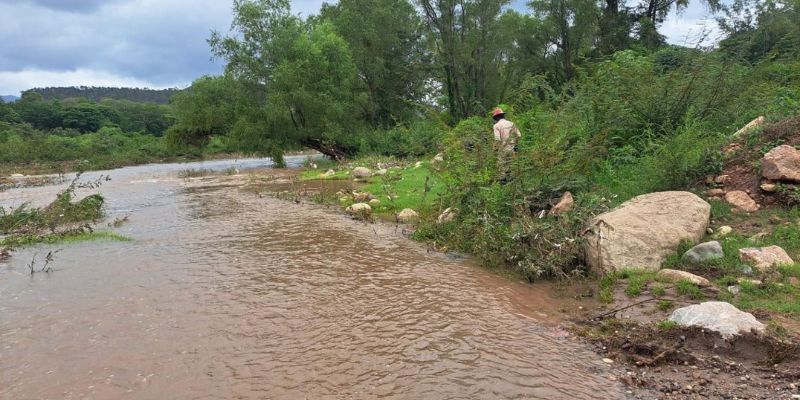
283 154 800 399
1 157 629 399
2 153 799 399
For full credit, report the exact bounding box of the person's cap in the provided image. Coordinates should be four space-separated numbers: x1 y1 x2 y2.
492 108 505 117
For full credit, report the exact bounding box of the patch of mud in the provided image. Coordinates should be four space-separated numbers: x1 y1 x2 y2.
578 319 800 399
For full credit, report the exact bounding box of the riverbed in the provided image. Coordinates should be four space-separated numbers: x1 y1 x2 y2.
0 157 624 399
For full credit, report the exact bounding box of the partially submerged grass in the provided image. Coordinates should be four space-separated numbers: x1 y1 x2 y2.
0 173 115 251
2 231 131 248
361 162 444 214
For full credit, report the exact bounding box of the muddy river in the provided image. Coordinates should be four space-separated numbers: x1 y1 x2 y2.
1 157 624 399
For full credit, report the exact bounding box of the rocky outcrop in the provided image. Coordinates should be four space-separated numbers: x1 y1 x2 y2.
724 191 759 212
351 167 372 179
738 246 794 271
584 191 710 273
549 192 574 216
669 302 765 338
397 208 419 223
682 241 724 263
656 269 712 287
352 192 375 202
762 145 800 182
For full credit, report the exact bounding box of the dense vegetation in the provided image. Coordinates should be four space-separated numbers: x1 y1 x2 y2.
164 0 800 278
0 91 192 171
27 86 180 104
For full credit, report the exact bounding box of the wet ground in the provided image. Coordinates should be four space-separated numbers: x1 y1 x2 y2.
1 157 624 399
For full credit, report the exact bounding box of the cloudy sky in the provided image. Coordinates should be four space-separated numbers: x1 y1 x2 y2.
0 0 721 96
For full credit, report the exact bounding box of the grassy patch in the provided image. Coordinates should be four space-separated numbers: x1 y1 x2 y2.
675 279 705 300
657 299 674 311
599 273 619 303
298 169 350 181
361 162 445 214
656 320 678 330
2 231 131 248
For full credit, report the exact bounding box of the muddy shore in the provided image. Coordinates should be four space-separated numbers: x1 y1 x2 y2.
256 166 800 400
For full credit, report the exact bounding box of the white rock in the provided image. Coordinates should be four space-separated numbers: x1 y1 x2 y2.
668 301 765 338
397 208 419 223
657 269 712 287
374 169 388 176
716 226 733 237
346 203 372 216
437 207 456 224
432 153 444 163
351 167 372 179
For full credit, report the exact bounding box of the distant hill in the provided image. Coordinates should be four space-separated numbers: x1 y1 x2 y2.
25 86 182 104
1 95 19 103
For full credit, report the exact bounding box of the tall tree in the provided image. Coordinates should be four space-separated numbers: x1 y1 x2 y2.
321 0 430 128
529 0 598 82
418 0 511 121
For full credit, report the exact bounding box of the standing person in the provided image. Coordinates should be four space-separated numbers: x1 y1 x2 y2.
492 108 521 184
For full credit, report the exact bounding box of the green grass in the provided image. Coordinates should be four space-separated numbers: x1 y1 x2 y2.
651 283 666 297
658 299 674 311
1 231 131 248
735 280 800 314
657 320 678 330
361 162 445 214
675 279 704 299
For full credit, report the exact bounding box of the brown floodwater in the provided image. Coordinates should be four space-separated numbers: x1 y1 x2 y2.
0 157 624 399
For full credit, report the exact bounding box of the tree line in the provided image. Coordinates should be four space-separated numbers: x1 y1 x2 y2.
164 0 799 160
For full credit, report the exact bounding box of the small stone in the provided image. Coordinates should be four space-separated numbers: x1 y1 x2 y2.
549 192 574 216
374 169 388 176
657 269 712 287
789 277 799 286
368 199 381 207
602 358 614 364
351 167 372 178
725 191 759 212
727 285 740 295
760 182 778 192
716 226 733 237
706 188 726 197
707 228 714 234
345 203 372 217
740 265 754 275
682 241 724 264
432 153 444 163
414 161 423 168
714 175 731 184
437 207 456 224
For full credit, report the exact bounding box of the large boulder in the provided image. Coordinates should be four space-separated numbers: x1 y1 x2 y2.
739 246 795 271
762 145 800 182
584 191 711 274
682 241 724 263
668 301 765 338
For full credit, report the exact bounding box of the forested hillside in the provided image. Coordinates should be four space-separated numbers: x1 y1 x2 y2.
27 86 180 104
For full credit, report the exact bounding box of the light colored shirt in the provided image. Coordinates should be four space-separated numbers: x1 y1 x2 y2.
493 119 521 151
